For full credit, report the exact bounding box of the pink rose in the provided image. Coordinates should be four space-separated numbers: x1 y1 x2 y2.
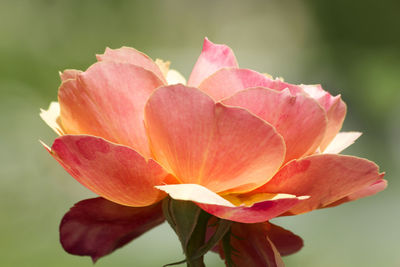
41 38 386 265
41 37 385 223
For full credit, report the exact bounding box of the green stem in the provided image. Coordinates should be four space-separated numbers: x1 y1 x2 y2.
185 211 210 267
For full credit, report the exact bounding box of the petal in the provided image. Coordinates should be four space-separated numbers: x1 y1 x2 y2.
254 154 383 214
197 197 304 224
323 132 362 154
267 223 304 256
301 84 347 150
301 84 338 110
166 69 187 85
156 184 234 207
211 222 303 257
198 68 277 101
255 77 305 95
155 58 170 77
96 47 166 83
46 135 172 207
257 81 347 151
60 197 164 262
321 96 347 150
40 101 64 135
145 85 286 193
188 38 238 87
59 69 82 82
58 61 164 157
224 223 285 267
223 87 327 162
156 184 305 223
155 58 187 85
325 178 387 208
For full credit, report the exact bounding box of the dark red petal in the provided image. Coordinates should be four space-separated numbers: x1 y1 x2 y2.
267 223 303 256
60 197 164 262
222 223 285 267
210 221 303 258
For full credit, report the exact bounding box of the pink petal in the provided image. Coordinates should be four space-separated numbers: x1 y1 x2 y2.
198 68 280 101
197 198 303 224
223 223 285 267
145 85 286 193
96 47 166 83
301 84 338 110
254 154 383 214
322 97 347 150
252 81 346 151
156 184 305 223
60 197 164 262
46 135 173 207
253 77 305 95
323 132 362 154
301 84 347 150
325 179 387 208
223 87 327 162
188 38 238 87
58 61 164 157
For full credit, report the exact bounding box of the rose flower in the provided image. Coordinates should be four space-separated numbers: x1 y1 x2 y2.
40 38 386 265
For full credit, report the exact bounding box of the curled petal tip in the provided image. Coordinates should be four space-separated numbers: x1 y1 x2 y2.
39 140 51 151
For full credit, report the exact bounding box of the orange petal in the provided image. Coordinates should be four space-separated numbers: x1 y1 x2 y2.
323 131 362 154
254 154 383 214
156 184 305 223
223 87 327 162
97 47 166 83
145 85 286 193
45 135 172 207
188 38 238 87
58 61 164 157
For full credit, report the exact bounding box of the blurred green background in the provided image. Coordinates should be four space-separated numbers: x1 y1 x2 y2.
1 0 399 266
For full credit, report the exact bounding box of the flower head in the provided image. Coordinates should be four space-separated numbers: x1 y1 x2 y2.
41 38 385 224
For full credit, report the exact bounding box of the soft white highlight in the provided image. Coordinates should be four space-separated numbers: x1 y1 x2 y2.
40 101 64 135
323 132 362 154
155 184 235 207
167 69 187 85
